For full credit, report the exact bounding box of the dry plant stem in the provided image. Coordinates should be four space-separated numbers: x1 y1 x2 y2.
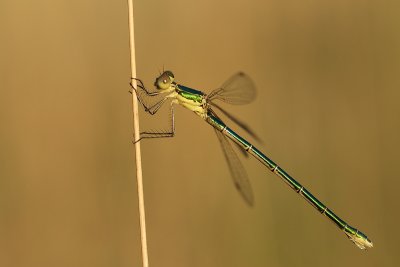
127 1 149 267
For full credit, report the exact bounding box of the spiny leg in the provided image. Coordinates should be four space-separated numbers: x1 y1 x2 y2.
129 78 177 142
130 78 168 115
133 101 176 143
130 78 160 96
142 97 169 115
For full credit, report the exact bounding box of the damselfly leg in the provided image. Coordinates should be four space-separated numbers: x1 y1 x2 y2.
130 78 176 142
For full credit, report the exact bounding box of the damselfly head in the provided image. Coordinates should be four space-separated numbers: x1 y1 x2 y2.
154 71 175 90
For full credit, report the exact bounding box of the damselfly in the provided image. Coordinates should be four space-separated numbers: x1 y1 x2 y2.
130 71 373 249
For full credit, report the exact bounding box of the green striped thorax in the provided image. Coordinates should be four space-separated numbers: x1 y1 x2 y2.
155 71 206 104
176 84 205 103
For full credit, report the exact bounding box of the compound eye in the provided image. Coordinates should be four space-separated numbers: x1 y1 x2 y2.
155 71 175 90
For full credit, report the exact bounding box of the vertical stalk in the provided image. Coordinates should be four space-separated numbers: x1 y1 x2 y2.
127 1 149 266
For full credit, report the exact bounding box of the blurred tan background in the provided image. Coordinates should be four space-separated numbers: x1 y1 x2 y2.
1 0 399 266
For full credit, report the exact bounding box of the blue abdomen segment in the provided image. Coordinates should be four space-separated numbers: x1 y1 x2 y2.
205 113 372 248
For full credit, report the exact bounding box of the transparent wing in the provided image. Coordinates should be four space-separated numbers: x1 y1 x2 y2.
214 128 254 206
208 72 256 105
211 102 262 143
